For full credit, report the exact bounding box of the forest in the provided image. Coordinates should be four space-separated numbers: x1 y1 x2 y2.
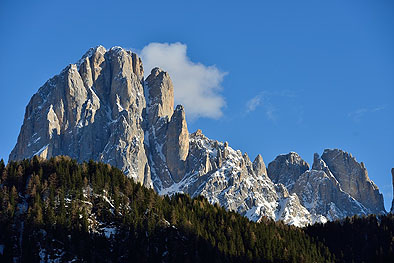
0 156 392 262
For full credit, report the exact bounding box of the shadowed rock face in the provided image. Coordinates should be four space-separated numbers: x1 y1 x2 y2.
165 105 189 183
267 152 310 191
10 46 386 226
292 153 372 221
321 149 385 215
267 150 386 222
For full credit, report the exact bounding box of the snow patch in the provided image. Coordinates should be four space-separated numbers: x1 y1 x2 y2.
33 144 49 156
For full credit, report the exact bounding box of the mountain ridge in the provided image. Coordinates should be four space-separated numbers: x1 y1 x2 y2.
9 45 387 226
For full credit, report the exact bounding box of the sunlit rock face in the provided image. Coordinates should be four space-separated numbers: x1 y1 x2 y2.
10 46 149 186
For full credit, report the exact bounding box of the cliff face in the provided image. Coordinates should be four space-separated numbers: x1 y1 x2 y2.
10 46 150 186
268 151 386 221
267 152 309 192
321 149 385 215
10 46 386 226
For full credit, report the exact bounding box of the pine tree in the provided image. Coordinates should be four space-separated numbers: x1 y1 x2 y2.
32 193 43 225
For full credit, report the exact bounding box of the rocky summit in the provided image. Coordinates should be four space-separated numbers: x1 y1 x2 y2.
10 46 150 187
10 46 386 226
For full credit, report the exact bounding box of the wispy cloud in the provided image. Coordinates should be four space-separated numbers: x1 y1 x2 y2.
348 106 386 122
245 90 296 121
265 106 277 121
246 94 262 112
140 42 227 120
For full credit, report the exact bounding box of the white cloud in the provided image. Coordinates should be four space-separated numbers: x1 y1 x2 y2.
140 42 226 120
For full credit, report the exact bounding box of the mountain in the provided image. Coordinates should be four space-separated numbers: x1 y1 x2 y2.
268 151 385 222
9 45 386 226
10 46 150 186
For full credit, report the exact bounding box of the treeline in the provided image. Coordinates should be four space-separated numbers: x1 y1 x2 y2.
0 156 331 262
1 157 393 262
306 213 394 262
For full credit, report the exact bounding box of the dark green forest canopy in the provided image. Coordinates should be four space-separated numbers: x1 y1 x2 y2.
306 213 394 262
0 156 392 262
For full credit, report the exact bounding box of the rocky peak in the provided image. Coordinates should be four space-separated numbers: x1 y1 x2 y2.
78 46 111 101
194 129 203 136
10 45 149 186
312 153 323 170
321 149 385 214
267 152 310 191
292 166 368 222
253 154 267 177
267 150 386 222
145 67 174 125
311 152 334 177
106 47 145 119
165 105 189 183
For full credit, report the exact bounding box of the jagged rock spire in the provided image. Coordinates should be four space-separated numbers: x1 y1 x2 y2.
165 105 189 182
312 153 323 170
145 67 174 125
253 154 267 177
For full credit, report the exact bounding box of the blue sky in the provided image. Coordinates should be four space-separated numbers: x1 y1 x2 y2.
0 0 393 209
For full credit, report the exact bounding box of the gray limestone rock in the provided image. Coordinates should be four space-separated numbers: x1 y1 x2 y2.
159 130 312 227
9 46 150 186
321 149 385 214
145 68 174 126
143 69 189 188
267 152 310 191
268 150 386 222
165 105 189 183
292 153 370 222
253 154 267 177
